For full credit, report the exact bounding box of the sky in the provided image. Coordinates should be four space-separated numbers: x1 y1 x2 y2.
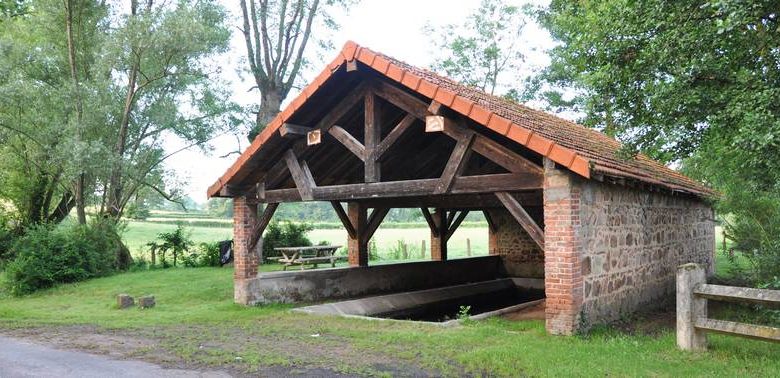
165 0 554 203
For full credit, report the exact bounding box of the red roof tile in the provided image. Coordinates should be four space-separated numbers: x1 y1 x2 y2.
208 42 715 198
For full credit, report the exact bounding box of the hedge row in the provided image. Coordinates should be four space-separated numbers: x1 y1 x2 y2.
136 219 489 230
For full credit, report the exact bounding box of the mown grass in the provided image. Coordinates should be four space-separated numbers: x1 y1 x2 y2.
1 253 779 376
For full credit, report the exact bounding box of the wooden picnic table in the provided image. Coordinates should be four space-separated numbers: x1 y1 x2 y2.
272 245 344 270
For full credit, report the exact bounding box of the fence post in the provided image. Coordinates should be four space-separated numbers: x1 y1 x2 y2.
677 263 708 351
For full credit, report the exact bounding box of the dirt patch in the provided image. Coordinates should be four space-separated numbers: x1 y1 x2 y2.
0 324 438 377
501 300 546 321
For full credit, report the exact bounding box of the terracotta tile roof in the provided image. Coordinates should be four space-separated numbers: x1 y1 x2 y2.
208 41 715 198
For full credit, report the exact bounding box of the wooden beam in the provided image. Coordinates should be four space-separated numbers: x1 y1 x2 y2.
372 80 428 120
420 207 439 236
331 201 356 239
495 191 544 249
263 172 543 202
283 149 315 200
316 82 370 132
248 203 279 251
483 210 497 233
328 125 366 161
430 115 543 174
445 210 469 242
376 114 415 158
364 207 389 243
428 100 443 115
279 123 313 138
435 131 475 194
364 93 381 182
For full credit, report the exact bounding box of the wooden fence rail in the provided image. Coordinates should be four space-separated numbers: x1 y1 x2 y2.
677 263 780 351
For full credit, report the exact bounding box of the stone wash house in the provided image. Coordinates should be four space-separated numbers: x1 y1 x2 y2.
208 42 716 335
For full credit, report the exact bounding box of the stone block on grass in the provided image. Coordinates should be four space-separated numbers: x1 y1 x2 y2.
117 294 134 309
138 296 156 309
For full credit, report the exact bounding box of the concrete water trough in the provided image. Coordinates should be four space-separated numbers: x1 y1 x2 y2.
294 278 545 325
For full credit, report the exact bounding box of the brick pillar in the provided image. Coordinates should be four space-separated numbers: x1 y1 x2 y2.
233 196 259 281
347 202 368 267
543 160 584 335
430 209 447 261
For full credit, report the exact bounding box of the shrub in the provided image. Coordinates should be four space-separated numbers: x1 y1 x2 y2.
262 220 312 262
0 226 16 267
3 221 120 296
720 190 780 287
147 225 193 267
180 242 222 268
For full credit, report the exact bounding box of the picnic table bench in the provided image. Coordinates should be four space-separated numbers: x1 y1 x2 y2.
272 245 344 270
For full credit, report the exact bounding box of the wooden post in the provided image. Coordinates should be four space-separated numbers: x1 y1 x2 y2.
466 238 471 257
677 263 708 351
421 240 426 259
347 202 368 267
431 209 447 261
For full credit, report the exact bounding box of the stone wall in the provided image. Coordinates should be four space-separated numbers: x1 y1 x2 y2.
487 207 544 278
235 256 504 304
577 179 715 329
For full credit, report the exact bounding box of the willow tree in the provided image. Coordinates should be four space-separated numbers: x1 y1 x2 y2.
238 0 348 140
0 0 238 226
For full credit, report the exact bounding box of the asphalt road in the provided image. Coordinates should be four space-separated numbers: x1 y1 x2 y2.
0 336 231 378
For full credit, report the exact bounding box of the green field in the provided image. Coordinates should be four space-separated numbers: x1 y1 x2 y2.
123 217 489 261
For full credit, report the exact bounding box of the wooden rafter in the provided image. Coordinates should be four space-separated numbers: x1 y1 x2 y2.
279 123 312 138
248 203 279 251
372 80 428 120
328 125 366 161
426 114 543 175
376 114 415 158
435 130 475 194
283 149 315 200
495 191 544 249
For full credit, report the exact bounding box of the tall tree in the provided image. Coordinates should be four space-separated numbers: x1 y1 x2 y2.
427 0 530 99
0 0 238 227
532 0 780 284
238 0 348 140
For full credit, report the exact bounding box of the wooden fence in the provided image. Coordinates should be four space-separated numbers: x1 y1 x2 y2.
676 263 780 351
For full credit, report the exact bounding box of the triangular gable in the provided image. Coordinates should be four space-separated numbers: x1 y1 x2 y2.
209 41 713 198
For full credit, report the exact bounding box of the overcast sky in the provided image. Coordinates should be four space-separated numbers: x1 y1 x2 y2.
165 0 554 203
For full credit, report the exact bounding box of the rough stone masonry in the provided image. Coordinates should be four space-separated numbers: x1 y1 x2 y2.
491 163 715 335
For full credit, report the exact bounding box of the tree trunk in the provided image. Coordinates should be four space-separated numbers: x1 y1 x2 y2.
64 0 87 225
250 87 283 140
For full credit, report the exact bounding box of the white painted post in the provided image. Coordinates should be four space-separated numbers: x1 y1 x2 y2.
677 263 708 351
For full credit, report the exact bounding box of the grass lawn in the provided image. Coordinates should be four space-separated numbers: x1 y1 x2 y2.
1 249 779 376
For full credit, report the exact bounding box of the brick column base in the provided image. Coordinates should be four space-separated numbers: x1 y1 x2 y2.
430 209 447 261
543 162 584 335
233 196 259 304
